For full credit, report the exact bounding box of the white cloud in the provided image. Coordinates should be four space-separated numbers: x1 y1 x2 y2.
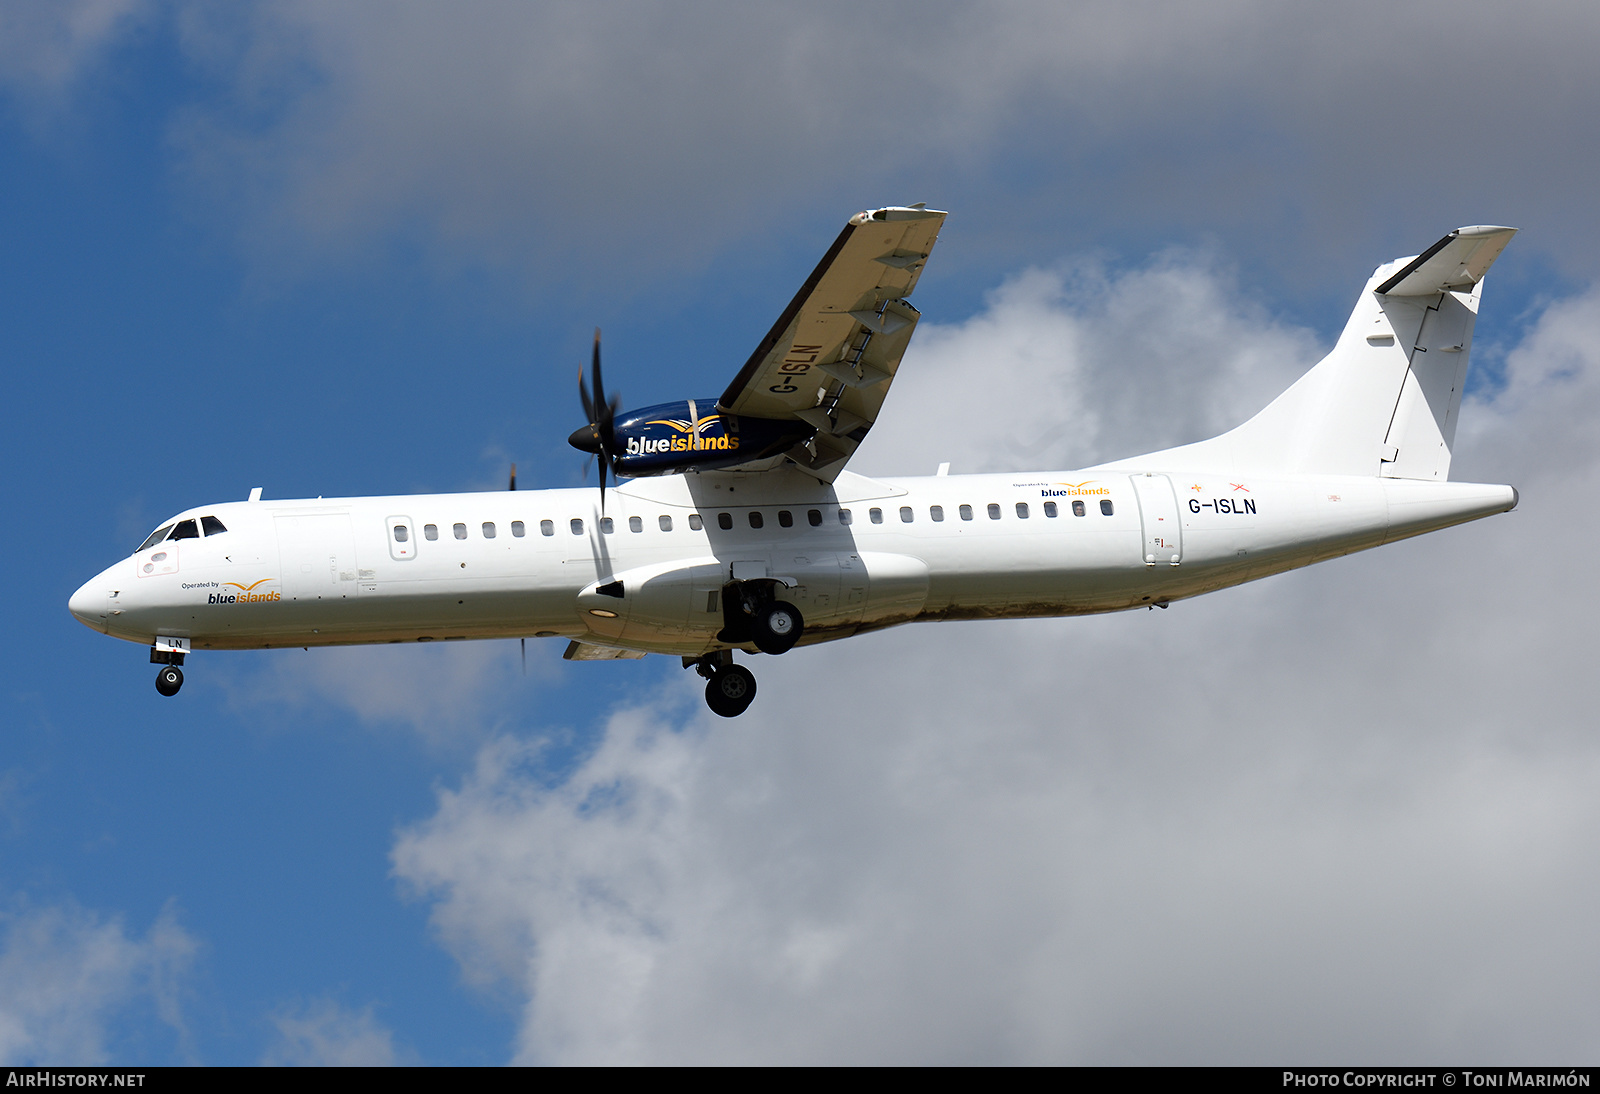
392 260 1600 1063
160 2 1600 280
217 637 560 743
854 254 1320 475
262 998 412 1066
0 901 198 1065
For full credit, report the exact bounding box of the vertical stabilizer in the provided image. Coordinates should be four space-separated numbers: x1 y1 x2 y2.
1112 226 1516 479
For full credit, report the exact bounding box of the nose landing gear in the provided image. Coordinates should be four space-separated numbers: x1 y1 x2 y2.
150 639 188 697
155 665 184 696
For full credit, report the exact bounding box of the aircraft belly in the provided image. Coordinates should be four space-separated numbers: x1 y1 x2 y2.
922 526 1141 618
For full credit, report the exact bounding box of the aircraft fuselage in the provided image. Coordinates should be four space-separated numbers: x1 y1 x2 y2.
69 468 1515 657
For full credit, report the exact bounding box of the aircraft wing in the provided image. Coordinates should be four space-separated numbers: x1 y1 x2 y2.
718 205 947 481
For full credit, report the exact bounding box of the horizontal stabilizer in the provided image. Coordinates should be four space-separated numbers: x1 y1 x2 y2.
1376 226 1517 296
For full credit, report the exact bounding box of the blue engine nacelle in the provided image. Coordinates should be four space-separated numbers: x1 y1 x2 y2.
577 400 814 477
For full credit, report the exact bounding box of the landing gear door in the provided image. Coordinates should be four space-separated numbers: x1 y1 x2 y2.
1130 474 1182 566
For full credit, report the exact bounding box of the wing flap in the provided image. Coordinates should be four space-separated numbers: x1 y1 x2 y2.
563 641 648 661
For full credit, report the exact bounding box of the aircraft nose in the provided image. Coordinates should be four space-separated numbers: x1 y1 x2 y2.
68 578 107 633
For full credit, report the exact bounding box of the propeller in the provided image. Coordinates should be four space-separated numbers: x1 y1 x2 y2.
568 328 622 512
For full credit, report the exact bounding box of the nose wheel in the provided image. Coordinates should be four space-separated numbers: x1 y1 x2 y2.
150 642 187 697
155 665 184 697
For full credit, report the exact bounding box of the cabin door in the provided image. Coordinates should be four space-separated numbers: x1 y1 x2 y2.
1130 474 1182 566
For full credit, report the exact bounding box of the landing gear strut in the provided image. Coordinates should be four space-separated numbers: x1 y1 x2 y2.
688 651 758 718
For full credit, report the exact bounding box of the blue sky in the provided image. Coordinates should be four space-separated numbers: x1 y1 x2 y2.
6 1 1600 1064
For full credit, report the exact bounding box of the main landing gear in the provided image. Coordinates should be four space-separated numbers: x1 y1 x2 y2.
150 643 186 697
751 601 802 655
688 582 805 716
718 582 804 656
689 651 758 718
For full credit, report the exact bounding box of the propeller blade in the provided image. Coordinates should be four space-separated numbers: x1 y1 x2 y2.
572 327 621 516
509 462 517 491
578 364 595 424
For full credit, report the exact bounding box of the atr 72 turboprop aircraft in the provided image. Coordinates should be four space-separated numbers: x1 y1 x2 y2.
70 206 1519 717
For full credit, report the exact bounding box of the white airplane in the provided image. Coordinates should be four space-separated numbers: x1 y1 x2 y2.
69 207 1519 717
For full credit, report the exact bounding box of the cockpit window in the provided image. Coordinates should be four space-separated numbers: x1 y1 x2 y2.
169 520 200 541
137 525 174 552
201 515 228 536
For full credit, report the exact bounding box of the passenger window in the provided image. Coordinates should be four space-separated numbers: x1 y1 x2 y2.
1072 501 1086 517
170 520 200 541
512 521 525 537
987 504 1001 520
1044 502 1058 518
659 515 673 532
959 505 972 521
629 516 643 532
540 520 554 536
425 524 439 540
870 508 883 524
689 514 703 531
838 509 852 525
930 505 944 522
1016 502 1030 519
138 525 174 552
601 517 614 534
393 524 410 543
201 516 228 536
483 522 496 539
807 509 822 527
778 510 793 528
749 512 764 529
454 523 467 540
900 506 913 523
1101 499 1114 516
571 518 584 535
718 512 733 530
